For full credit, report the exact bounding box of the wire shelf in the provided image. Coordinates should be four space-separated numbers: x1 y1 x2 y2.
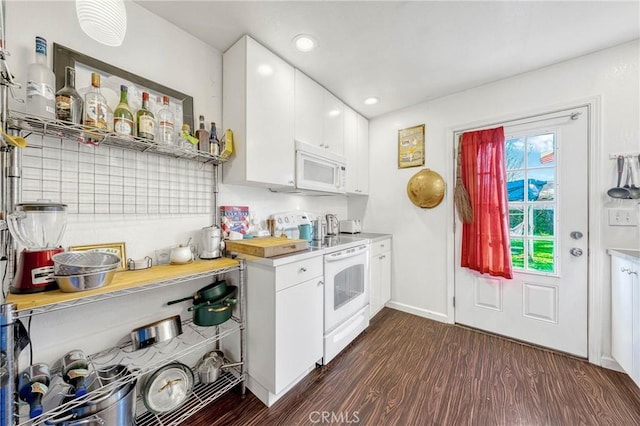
12 264 241 319
7 111 224 164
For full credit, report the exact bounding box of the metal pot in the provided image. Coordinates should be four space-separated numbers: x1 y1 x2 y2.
166 280 228 306
189 298 236 327
130 315 182 350
196 352 243 384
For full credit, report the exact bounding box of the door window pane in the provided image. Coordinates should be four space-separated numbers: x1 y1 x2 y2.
506 137 525 170
507 171 526 202
527 133 555 168
529 239 555 272
510 238 524 268
527 169 555 201
528 205 555 237
509 206 524 236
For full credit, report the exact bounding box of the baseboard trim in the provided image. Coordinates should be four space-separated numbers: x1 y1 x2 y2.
385 301 450 323
600 356 624 373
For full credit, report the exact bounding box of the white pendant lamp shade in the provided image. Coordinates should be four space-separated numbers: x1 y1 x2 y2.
76 0 127 47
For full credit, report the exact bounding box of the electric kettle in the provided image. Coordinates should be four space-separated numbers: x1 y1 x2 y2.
200 225 222 259
326 214 339 236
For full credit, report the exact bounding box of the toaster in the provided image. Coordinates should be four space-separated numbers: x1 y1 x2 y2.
339 219 362 234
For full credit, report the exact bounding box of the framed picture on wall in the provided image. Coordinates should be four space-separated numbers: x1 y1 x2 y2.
68 242 127 271
398 124 425 168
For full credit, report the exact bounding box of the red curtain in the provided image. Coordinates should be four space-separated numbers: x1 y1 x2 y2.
460 126 513 279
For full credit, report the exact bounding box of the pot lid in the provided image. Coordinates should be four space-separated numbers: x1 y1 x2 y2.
406 169 445 208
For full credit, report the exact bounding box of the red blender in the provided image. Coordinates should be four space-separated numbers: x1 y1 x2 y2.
7 202 67 293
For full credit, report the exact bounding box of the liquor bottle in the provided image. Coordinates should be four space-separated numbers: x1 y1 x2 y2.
18 363 50 419
113 85 134 137
136 92 155 140
61 349 89 397
209 122 219 155
181 124 199 149
157 95 174 144
83 73 108 142
55 66 82 124
195 115 209 152
26 36 55 119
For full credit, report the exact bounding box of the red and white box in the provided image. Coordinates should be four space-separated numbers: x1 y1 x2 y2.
220 206 250 237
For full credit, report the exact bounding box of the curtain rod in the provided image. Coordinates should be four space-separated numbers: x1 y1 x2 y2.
453 108 583 137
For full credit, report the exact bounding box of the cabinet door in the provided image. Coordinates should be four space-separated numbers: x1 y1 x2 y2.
323 92 344 155
343 106 358 193
631 260 640 387
356 114 369 194
380 250 391 305
274 277 323 393
612 256 634 375
294 70 324 149
369 253 382 318
245 37 295 187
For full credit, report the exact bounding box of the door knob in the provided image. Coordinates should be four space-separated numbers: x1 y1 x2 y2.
570 248 583 257
570 231 584 240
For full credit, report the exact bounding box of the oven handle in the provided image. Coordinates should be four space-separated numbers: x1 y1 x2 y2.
325 245 368 262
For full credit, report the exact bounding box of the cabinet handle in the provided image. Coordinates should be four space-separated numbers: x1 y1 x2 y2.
318 280 324 286
288 180 294 184
379 255 385 260
299 267 307 273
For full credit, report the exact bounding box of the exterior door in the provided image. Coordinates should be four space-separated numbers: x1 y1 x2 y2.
454 106 589 357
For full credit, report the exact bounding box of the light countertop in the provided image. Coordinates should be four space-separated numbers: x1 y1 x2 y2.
608 248 640 263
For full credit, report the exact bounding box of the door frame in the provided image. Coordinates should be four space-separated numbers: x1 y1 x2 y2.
445 97 603 364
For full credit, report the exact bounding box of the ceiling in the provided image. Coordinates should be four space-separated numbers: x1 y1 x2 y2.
136 1 640 119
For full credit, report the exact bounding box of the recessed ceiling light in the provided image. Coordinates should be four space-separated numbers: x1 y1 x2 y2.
328 109 341 117
293 34 317 52
257 64 274 76
364 97 379 105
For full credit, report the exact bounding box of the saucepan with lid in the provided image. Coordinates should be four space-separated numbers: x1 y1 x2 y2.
166 280 228 306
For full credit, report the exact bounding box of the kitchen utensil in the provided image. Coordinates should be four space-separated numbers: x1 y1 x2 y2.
311 218 326 241
7 202 68 293
196 352 243 384
54 268 116 292
298 223 313 241
325 214 339 236
0 128 28 148
130 315 182 350
407 168 446 208
187 286 237 327
170 245 193 264
53 251 121 276
608 155 631 199
126 256 152 271
166 280 228 306
628 156 640 199
142 362 194 415
200 225 222 259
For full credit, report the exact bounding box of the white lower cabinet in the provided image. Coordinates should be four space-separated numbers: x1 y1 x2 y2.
370 238 391 318
245 255 324 406
610 251 640 387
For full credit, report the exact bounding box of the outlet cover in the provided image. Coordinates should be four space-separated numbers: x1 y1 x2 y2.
608 208 639 226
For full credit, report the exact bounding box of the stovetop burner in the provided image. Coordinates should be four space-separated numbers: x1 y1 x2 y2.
309 235 367 251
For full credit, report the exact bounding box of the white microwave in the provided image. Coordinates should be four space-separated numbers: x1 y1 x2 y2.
295 141 347 194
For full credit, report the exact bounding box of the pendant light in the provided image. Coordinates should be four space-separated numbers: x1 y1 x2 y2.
76 0 127 47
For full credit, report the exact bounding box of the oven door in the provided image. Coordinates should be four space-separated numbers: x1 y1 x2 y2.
324 244 369 333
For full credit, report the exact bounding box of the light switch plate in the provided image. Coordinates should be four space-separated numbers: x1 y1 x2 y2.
608 208 639 226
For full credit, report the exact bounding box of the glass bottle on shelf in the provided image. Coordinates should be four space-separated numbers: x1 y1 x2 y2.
136 91 155 140
83 72 108 142
26 36 55 119
113 85 134 137
55 66 82 124
209 121 219 155
181 124 199 149
61 349 90 398
157 95 175 144
18 363 50 419
195 115 209 152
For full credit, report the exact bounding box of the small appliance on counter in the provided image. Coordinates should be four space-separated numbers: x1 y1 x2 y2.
326 213 339 235
270 211 312 239
339 219 362 234
7 202 68 293
200 225 222 259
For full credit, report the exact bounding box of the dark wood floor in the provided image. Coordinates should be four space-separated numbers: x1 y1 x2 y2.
185 308 640 426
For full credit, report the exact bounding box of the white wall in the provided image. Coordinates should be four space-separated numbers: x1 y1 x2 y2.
365 40 640 361
5 1 346 367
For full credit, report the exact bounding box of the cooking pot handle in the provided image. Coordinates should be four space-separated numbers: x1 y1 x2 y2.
167 295 194 305
188 297 237 311
68 415 105 426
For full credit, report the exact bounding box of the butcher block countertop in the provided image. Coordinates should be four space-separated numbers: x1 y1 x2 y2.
5 258 240 312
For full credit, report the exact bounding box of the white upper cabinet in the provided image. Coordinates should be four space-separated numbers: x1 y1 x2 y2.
343 105 369 194
222 35 295 188
294 70 344 156
294 70 324 149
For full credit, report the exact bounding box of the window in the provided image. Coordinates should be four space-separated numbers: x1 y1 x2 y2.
505 132 557 273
